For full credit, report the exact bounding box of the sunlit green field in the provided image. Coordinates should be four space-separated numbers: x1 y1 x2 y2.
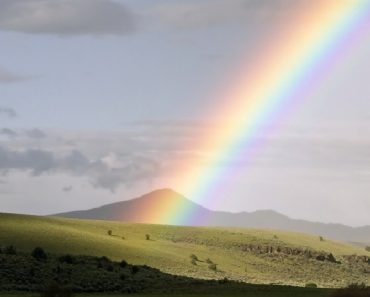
0 213 369 288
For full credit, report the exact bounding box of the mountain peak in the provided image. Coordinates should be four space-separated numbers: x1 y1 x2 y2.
54 188 204 225
53 189 370 243
141 188 183 198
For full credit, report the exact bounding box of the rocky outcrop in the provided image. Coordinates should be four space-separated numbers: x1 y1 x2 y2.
343 255 370 265
236 243 343 263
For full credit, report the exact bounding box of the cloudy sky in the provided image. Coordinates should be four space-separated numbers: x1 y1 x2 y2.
1 0 370 226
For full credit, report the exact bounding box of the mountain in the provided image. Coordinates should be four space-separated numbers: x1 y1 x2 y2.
54 188 370 244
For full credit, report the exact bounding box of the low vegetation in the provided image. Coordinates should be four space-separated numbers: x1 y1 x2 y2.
0 246 335 296
0 213 369 288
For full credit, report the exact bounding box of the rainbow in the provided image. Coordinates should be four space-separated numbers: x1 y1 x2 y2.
135 1 370 225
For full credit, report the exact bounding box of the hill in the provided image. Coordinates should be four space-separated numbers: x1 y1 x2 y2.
0 213 369 288
55 189 370 244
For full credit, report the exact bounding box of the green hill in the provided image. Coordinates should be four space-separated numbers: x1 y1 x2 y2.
0 213 369 288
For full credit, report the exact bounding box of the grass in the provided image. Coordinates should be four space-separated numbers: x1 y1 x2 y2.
0 213 369 288
0 291 333 297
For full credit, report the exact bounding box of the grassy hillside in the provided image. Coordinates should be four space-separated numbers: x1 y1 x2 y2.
0 213 369 288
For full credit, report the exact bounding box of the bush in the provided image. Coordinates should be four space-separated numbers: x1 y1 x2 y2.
100 256 111 262
120 260 128 268
319 236 325 242
97 256 111 269
205 258 213 264
219 277 229 284
42 281 73 297
32 247 48 261
145 234 150 240
331 284 370 297
130 265 139 274
305 283 318 288
3 245 16 255
347 283 367 290
107 230 112 236
208 263 217 271
59 254 76 264
190 254 198 261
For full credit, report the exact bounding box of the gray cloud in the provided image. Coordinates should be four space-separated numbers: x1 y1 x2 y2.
0 147 56 175
0 128 18 138
3 121 368 192
62 185 73 193
0 107 17 118
90 155 160 192
0 0 135 36
0 146 160 191
149 0 308 29
26 128 46 139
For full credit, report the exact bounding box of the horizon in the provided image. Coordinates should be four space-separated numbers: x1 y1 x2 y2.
1 0 370 227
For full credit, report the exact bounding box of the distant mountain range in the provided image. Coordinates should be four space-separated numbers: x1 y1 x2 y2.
54 188 370 244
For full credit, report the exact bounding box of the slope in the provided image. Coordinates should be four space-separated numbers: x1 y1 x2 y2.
0 213 369 288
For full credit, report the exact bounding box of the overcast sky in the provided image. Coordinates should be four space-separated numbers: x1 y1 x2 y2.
1 0 370 226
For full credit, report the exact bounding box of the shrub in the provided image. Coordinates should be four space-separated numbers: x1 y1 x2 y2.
100 256 111 262
130 265 139 274
107 230 112 236
41 281 73 297
347 283 367 290
32 247 48 261
319 236 325 242
190 254 198 261
120 273 126 280
219 277 229 284
205 258 213 264
97 256 111 269
3 245 16 255
208 263 217 271
305 283 318 288
120 260 128 268
59 255 76 264
331 284 370 297
145 234 150 240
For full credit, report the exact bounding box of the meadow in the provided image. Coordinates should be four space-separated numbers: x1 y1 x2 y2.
1 212 369 290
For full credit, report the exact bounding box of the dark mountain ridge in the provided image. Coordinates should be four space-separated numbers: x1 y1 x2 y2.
54 188 370 244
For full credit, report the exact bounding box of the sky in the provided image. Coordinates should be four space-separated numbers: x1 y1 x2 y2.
1 0 370 226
